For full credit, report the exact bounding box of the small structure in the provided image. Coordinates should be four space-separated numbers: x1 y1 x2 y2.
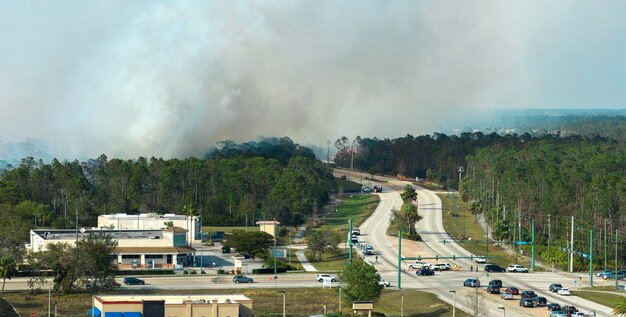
98 213 202 242
90 294 253 317
256 220 280 238
352 301 374 317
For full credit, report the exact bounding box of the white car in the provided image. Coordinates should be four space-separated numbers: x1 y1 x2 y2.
378 279 391 287
571 312 585 317
500 291 513 300
474 257 487 264
406 261 429 270
315 274 337 282
432 263 452 271
507 264 529 273
557 288 571 296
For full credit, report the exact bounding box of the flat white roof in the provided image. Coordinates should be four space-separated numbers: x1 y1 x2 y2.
95 294 252 304
32 229 163 240
99 213 198 221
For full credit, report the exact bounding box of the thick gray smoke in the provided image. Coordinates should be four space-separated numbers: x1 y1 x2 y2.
1 1 624 159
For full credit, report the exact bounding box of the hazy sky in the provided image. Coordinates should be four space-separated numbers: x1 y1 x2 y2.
1 1 625 159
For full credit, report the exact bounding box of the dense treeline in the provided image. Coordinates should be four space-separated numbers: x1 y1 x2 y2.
334 132 529 188
461 137 626 268
0 138 334 238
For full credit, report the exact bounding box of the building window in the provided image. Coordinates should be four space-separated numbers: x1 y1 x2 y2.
167 255 172 264
121 254 140 259
145 254 163 259
173 234 187 247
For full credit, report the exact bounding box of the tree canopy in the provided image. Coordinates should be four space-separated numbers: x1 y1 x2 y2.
340 261 383 302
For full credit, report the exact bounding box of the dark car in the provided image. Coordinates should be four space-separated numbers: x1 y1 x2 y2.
533 296 547 306
519 298 534 308
416 268 435 276
484 264 506 272
373 185 383 193
340 175 347 180
463 278 480 287
549 283 563 292
233 275 253 283
488 280 503 288
123 277 145 285
547 303 562 311
210 231 225 242
486 285 500 294
221 245 231 253
505 287 520 295
521 290 537 299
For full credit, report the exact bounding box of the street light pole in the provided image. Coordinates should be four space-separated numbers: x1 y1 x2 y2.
277 291 286 317
548 214 551 271
401 292 404 317
449 290 456 317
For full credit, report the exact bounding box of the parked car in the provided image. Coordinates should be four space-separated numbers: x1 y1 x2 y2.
505 287 519 295
488 280 502 288
486 285 500 294
362 244 374 255
315 274 337 282
501 291 513 300
547 303 562 311
221 245 231 253
340 175 347 180
484 264 506 272
533 296 547 306
379 279 391 287
233 275 253 283
571 312 586 317
474 257 487 264
520 290 537 299
463 278 480 287
432 263 451 271
406 261 429 270
416 268 435 276
123 277 145 285
519 298 534 308
550 311 567 317
557 288 571 296
596 270 614 277
507 264 529 273
549 283 563 292
373 185 383 193
361 186 373 193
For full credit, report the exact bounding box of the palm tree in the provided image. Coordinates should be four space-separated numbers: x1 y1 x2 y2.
400 185 417 203
613 298 626 316
0 256 17 294
399 203 422 235
183 203 195 246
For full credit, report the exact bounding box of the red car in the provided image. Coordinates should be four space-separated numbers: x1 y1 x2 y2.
505 287 519 295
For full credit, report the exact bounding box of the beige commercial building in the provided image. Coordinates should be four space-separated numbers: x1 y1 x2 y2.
90 294 253 317
98 213 202 243
28 227 195 269
255 220 280 238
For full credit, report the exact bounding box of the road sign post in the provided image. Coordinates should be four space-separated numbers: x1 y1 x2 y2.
398 230 402 290
531 219 535 272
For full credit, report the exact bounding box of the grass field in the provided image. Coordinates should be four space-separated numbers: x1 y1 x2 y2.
318 194 380 231
3 288 467 317
439 193 520 268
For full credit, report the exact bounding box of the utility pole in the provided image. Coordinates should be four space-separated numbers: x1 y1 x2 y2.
570 216 574 273
589 229 593 287
348 218 353 266
616 230 619 290
398 230 402 290
531 219 535 272
548 214 551 271
604 219 607 271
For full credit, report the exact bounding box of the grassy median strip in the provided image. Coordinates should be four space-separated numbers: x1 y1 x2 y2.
571 290 624 308
4 288 467 316
439 192 518 268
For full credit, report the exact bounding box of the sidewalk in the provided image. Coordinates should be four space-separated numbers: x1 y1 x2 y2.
295 249 317 272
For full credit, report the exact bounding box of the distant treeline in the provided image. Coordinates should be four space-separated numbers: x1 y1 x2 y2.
0 137 335 242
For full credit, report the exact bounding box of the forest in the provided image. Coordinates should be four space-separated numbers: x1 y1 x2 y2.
0 137 335 246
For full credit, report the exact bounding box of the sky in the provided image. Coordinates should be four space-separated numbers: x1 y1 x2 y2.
1 1 625 160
